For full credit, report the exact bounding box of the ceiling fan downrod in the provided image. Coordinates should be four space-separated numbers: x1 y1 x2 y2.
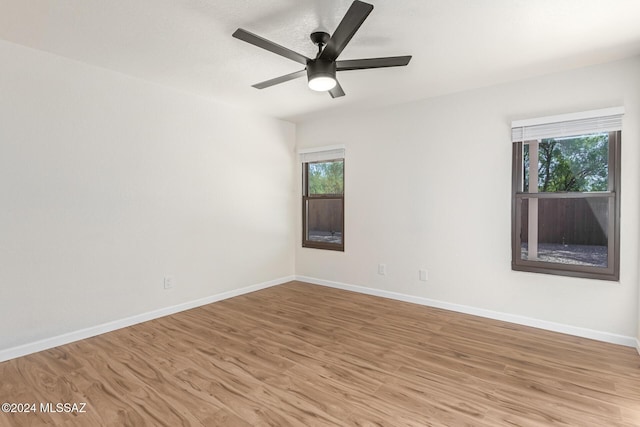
310 31 331 58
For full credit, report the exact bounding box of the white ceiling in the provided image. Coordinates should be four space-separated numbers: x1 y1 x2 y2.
1 0 639 122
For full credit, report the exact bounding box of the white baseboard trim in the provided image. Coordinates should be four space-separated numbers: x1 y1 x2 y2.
636 339 640 356
0 275 295 363
296 275 637 348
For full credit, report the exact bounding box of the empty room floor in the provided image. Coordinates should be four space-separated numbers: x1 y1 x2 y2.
1 281 639 426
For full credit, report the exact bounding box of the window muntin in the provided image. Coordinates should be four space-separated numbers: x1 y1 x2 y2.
512 131 620 280
303 159 344 251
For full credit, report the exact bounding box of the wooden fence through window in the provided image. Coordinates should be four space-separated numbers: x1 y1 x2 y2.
307 199 343 233
521 198 608 246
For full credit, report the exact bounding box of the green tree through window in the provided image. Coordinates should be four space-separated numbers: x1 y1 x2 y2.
308 160 344 195
523 133 608 193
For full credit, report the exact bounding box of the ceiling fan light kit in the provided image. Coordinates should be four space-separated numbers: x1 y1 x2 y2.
232 0 412 98
307 60 337 91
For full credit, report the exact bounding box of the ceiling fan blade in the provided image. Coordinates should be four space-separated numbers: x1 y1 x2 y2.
320 0 374 61
233 28 310 65
337 55 412 71
252 69 307 89
329 81 345 98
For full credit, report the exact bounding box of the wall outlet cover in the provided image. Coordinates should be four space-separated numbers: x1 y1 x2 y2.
164 276 174 289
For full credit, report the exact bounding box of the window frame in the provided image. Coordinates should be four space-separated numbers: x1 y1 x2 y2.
511 131 621 281
302 158 345 251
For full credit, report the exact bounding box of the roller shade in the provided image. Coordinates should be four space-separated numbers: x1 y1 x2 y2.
298 145 345 163
512 107 624 142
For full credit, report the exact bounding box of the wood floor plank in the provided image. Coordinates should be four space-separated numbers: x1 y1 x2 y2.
1 281 639 426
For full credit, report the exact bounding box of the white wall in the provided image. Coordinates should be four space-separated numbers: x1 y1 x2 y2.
1 37 637 356
0 40 296 351
296 56 640 342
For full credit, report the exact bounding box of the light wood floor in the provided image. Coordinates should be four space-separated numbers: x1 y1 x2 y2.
1 281 639 426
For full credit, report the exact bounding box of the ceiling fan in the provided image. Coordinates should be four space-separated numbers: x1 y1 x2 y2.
232 0 412 98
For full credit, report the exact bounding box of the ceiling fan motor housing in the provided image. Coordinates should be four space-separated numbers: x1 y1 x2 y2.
307 59 336 81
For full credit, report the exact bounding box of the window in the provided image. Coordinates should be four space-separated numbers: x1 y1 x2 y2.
511 108 623 280
301 146 345 251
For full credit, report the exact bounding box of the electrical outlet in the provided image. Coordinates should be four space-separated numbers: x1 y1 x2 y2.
419 269 428 281
378 264 386 275
164 276 174 289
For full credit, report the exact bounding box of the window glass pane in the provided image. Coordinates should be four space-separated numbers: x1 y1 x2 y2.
520 197 609 267
305 198 343 244
308 160 344 195
523 133 608 193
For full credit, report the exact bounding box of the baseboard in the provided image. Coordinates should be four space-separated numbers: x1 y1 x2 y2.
296 275 637 348
636 339 640 356
0 275 295 363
